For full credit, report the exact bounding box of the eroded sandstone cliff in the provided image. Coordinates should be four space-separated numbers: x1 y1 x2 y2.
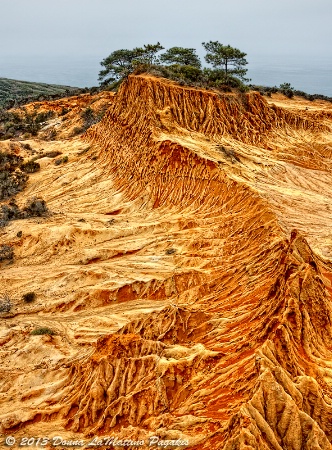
0 75 332 449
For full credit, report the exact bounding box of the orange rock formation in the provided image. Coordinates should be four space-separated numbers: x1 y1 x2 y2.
0 75 332 449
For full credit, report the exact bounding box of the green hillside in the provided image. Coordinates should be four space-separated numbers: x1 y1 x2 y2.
0 78 80 108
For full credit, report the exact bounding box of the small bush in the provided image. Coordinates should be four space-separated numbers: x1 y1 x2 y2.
0 293 11 313
0 201 21 226
280 84 294 98
166 248 176 255
44 150 62 158
35 111 55 123
23 114 41 136
0 151 28 200
0 170 28 200
0 197 49 227
59 107 70 116
0 110 56 139
21 160 40 173
80 107 107 132
0 151 23 169
23 292 36 303
55 156 68 165
33 150 62 160
77 146 91 156
71 126 85 136
215 84 232 92
238 84 249 93
164 64 203 82
22 197 48 217
30 327 55 335
0 245 14 262
81 107 95 127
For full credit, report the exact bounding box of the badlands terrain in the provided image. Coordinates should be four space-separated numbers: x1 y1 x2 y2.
0 74 332 449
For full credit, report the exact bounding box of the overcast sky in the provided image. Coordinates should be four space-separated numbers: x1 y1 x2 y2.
0 0 331 91
1 0 331 58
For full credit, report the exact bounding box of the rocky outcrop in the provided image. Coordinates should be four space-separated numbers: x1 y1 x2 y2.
0 75 332 449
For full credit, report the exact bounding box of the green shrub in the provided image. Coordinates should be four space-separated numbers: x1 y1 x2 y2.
0 150 23 169
21 160 40 173
23 114 41 136
22 292 36 303
276 83 295 98
0 245 14 262
81 107 95 127
30 327 55 335
0 201 21 226
32 150 62 160
0 293 11 312
44 150 62 158
162 64 203 82
0 197 49 227
0 150 43 200
238 84 249 93
166 248 176 255
77 146 91 156
80 107 106 131
0 109 55 139
71 126 85 136
54 156 68 165
0 168 27 201
22 197 48 217
35 111 55 123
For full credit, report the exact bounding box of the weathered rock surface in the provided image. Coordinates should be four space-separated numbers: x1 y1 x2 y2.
0 75 332 449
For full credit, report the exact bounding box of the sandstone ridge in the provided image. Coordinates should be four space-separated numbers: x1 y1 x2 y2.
0 75 332 449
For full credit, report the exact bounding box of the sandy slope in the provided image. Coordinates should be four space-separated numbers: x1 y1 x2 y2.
0 75 332 449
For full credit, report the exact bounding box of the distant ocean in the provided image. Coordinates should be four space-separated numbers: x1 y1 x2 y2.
248 54 332 97
0 54 331 96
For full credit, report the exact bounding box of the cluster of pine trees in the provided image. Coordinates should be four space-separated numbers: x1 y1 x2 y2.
99 42 249 90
